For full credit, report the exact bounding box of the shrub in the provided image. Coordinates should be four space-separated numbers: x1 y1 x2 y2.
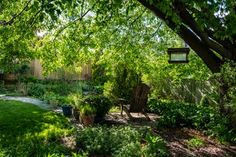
76 126 168 157
114 141 142 157
104 66 141 101
42 91 61 106
83 95 112 118
148 99 236 144
142 133 168 157
45 83 73 96
148 99 196 127
27 83 46 98
80 104 96 116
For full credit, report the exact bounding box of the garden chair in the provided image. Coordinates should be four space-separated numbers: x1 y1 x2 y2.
119 83 150 121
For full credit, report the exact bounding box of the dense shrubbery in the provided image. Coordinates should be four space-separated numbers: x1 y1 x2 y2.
27 82 46 97
76 126 168 157
83 95 112 119
20 80 86 105
103 66 141 102
16 79 113 121
26 80 85 98
148 99 236 143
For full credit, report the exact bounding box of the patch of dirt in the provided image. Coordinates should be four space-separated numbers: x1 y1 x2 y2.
156 128 236 157
104 112 159 127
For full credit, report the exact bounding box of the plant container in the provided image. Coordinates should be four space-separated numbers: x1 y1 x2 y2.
62 105 72 117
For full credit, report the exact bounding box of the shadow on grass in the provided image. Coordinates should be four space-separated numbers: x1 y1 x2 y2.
0 100 75 156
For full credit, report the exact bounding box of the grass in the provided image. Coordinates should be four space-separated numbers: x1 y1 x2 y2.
0 100 75 156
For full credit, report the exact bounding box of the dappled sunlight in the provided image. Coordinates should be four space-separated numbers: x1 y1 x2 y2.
38 123 72 139
0 100 75 156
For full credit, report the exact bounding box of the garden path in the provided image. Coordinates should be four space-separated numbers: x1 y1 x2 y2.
0 95 53 110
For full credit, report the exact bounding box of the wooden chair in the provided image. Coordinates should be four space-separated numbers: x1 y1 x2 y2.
119 83 150 120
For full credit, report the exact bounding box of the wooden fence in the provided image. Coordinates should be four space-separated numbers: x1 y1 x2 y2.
155 78 219 104
29 60 92 80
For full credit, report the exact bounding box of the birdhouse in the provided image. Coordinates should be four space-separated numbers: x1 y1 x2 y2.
167 48 190 63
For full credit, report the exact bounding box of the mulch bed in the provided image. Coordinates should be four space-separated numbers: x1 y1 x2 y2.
103 112 236 157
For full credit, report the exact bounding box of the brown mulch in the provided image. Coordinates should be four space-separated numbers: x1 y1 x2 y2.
104 112 236 157
156 128 236 157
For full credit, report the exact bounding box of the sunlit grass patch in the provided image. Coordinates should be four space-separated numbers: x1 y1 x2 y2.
0 100 75 156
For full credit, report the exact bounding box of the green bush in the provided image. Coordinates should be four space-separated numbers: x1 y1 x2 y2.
83 95 112 118
104 66 141 101
47 83 77 96
148 99 236 144
80 104 96 116
24 80 87 99
27 83 46 98
142 134 168 157
148 99 196 127
76 126 168 157
42 91 67 107
114 141 142 157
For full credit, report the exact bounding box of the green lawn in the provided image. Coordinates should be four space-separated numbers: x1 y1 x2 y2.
0 100 75 156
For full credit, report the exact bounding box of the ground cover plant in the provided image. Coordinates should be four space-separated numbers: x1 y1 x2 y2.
76 126 168 157
0 100 75 156
148 99 236 144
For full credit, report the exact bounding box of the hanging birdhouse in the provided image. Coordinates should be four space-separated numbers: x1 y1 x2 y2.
167 48 190 63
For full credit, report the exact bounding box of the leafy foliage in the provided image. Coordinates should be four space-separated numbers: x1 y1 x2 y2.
186 137 205 148
83 95 112 118
27 82 46 97
145 52 211 103
76 126 168 157
148 99 236 143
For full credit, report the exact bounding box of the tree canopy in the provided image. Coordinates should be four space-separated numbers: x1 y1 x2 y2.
0 0 235 73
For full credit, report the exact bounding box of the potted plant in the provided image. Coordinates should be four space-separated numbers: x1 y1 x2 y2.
60 96 73 117
66 93 83 121
43 91 60 108
79 104 96 126
83 95 112 123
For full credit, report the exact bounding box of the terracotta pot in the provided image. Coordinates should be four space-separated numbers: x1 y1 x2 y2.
80 114 95 126
62 106 72 117
73 109 80 121
5 73 17 81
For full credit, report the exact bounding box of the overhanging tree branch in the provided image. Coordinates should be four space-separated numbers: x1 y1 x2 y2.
0 0 32 26
173 0 232 59
137 0 223 72
52 2 97 42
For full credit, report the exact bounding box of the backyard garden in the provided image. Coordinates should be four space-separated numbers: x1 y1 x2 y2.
1 0 236 157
